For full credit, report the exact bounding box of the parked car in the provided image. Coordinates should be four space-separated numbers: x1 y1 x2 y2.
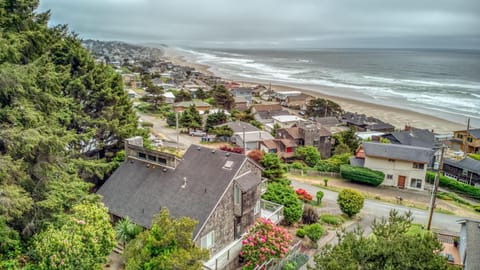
189 130 207 137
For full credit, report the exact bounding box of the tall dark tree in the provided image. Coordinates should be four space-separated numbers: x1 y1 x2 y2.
205 110 228 131
174 89 192 102
180 105 202 131
212 85 234 110
306 98 343 118
144 84 165 110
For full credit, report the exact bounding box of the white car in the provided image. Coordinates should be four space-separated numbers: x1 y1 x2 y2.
189 130 207 137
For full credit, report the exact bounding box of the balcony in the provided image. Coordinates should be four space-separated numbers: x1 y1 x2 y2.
203 199 284 270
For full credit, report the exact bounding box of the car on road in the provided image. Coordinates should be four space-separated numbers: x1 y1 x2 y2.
189 130 207 137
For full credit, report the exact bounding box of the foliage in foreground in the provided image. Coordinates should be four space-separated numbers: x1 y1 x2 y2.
304 223 324 243
337 189 365 218
262 183 303 225
340 165 385 186
124 208 209 270
311 210 452 270
261 153 290 185
241 218 292 270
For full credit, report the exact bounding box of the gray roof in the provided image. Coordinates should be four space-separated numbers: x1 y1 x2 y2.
362 142 434 163
457 219 480 269
98 145 248 239
255 110 291 120
217 121 261 133
467 128 480 138
382 128 436 149
236 172 260 191
444 157 480 174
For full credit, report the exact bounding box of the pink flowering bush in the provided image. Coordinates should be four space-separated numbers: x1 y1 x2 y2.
240 218 292 269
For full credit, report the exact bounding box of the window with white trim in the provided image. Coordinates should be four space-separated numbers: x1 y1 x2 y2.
234 185 241 205
254 200 261 215
386 174 393 180
410 178 422 189
413 163 425 169
200 231 215 249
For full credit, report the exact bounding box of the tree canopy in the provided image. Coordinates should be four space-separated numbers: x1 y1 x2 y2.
306 98 342 118
0 0 141 266
124 208 209 270
295 146 321 167
311 210 451 270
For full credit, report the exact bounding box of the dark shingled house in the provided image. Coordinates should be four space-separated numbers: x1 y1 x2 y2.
98 138 283 270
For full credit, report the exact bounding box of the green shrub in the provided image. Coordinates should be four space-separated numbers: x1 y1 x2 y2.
296 228 306 238
302 205 319 225
426 172 480 200
316 191 324 204
474 206 480 212
468 153 480 161
337 189 365 218
340 165 385 186
304 223 324 243
315 153 351 172
291 161 305 170
320 214 345 226
262 183 303 225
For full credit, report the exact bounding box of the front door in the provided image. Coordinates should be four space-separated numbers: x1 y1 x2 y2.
398 176 406 189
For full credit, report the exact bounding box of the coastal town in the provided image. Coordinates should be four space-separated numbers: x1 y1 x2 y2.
86 40 480 270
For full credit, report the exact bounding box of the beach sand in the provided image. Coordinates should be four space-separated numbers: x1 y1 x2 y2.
163 47 465 133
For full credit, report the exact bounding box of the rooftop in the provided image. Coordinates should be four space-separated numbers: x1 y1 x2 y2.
362 142 434 163
444 157 480 174
272 115 304 123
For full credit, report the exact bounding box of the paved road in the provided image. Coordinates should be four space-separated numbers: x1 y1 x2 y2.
291 180 464 234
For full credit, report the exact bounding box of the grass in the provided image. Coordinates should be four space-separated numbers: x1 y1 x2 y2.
320 214 345 226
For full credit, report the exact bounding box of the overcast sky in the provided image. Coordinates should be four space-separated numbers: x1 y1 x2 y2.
39 0 480 49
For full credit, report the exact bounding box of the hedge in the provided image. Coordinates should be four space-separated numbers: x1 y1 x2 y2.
262 183 303 225
426 172 480 200
340 165 385 186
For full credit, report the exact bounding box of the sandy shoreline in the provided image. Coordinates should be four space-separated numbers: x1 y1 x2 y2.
163 47 465 133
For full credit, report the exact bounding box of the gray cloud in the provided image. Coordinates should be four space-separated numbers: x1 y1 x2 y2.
39 0 480 49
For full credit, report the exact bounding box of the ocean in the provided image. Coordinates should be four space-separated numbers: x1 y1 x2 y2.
175 48 480 128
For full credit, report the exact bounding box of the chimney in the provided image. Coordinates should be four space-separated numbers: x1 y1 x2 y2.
404 125 411 132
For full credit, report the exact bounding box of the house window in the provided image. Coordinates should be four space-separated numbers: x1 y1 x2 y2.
254 200 261 215
467 137 473 143
147 155 156 162
200 231 215 249
388 159 395 162
457 134 463 139
386 174 393 180
462 169 468 176
157 157 167 165
413 163 425 169
138 152 146 159
410 178 423 189
234 185 241 205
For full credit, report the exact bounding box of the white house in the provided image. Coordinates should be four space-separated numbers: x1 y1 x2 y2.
352 142 434 190
272 115 305 128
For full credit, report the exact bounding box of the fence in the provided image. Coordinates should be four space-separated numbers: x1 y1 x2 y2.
254 240 304 270
288 168 340 178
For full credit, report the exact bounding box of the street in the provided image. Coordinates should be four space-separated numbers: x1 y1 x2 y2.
291 180 464 234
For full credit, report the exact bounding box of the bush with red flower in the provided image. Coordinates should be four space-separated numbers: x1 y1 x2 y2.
295 188 313 202
240 218 292 269
220 145 245 154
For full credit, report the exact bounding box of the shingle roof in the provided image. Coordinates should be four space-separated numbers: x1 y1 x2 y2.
236 172 260 191
217 121 261 133
98 145 248 239
362 142 433 163
383 128 436 149
260 139 278 149
281 127 302 139
467 128 480 138
444 157 480 174
252 104 283 112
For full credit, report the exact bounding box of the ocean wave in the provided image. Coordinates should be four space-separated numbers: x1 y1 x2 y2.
363 75 480 90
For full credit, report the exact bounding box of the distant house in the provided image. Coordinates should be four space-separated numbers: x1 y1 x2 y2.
215 121 261 142
251 104 291 125
457 219 480 270
451 128 480 154
272 115 306 128
275 91 302 102
224 81 241 90
231 87 254 104
173 100 211 114
443 157 480 187
98 139 283 270
233 131 274 150
259 139 298 161
233 97 249 112
352 142 433 190
381 126 442 169
342 112 395 132
277 121 333 158
163 92 175 104
284 93 313 109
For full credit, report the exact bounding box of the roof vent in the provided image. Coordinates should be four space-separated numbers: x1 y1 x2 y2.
226 152 231 157
223 160 234 170
163 168 167 172
146 163 151 168
197 146 201 151
211 149 216 154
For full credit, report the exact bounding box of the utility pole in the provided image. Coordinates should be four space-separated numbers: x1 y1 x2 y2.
464 118 470 157
243 126 247 155
426 144 446 230
175 112 179 150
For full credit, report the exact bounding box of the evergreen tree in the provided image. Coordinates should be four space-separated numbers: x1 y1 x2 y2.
212 85 234 110
180 104 202 131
